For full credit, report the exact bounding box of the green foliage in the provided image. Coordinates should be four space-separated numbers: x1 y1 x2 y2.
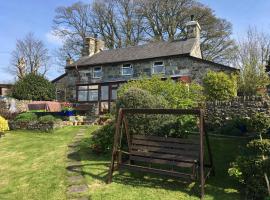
117 75 204 108
209 116 249 136
90 122 115 153
229 139 270 199
0 116 9 132
203 70 237 101
15 112 38 122
38 115 57 123
11 73 55 100
249 112 270 136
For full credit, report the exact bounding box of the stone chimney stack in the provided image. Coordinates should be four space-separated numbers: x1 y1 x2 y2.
185 15 202 59
82 35 105 57
186 15 201 40
66 57 73 65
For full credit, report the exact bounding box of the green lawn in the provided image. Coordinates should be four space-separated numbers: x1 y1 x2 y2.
0 126 82 200
0 126 248 200
78 132 248 200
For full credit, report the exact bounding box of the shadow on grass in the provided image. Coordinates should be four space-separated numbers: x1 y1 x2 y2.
68 135 247 199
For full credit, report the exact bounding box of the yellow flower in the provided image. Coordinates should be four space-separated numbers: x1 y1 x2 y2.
0 116 9 132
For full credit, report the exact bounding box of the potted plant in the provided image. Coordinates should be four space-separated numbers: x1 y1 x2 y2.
61 103 75 117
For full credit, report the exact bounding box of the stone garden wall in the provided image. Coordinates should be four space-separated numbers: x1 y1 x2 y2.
9 120 72 132
205 96 270 126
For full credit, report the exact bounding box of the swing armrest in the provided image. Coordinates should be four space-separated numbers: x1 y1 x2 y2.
117 150 130 155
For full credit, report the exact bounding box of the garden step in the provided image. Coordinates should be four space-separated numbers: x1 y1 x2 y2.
67 175 85 185
67 184 88 194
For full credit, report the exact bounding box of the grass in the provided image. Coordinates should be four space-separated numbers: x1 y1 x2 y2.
78 131 248 200
0 126 248 200
0 126 82 200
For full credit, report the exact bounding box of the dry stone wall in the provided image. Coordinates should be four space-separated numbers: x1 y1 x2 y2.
205 96 270 126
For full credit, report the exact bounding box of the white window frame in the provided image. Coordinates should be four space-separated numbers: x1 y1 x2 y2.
152 61 165 74
121 64 133 76
93 66 102 78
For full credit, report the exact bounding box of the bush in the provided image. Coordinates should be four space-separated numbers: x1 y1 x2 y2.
38 115 57 123
203 70 237 101
249 112 270 135
229 139 270 199
91 122 115 153
0 116 9 133
15 112 38 122
117 75 204 108
11 73 55 100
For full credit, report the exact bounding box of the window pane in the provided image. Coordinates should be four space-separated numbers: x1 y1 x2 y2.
154 61 163 66
78 91 88 101
123 68 133 75
89 90 98 101
93 67 102 78
112 89 117 100
89 85 98 89
78 86 88 90
153 65 165 73
123 64 131 68
101 86 109 100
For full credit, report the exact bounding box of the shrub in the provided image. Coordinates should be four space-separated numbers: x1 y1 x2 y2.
11 73 55 101
249 112 270 136
38 115 56 123
90 122 115 153
203 70 237 101
229 139 270 199
0 116 9 133
15 112 38 122
117 75 204 108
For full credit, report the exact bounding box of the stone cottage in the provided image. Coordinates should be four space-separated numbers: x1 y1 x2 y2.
53 19 237 114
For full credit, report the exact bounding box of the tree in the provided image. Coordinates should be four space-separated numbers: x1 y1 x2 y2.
236 28 270 96
52 0 236 65
136 0 237 64
203 70 238 101
10 33 50 79
11 73 55 101
52 2 93 62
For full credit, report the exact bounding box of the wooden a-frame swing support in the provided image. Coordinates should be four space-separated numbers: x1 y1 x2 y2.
107 108 214 199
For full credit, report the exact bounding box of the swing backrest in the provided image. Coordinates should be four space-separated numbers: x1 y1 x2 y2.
130 134 200 168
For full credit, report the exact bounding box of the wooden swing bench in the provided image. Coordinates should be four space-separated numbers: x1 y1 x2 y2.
107 108 214 199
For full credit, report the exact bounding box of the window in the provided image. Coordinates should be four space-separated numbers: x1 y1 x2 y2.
122 64 133 76
152 61 165 74
77 85 98 102
93 67 102 78
101 86 109 100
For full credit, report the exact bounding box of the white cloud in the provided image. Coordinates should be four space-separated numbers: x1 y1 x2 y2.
45 30 63 46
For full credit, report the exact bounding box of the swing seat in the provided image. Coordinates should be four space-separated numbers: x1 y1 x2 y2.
119 134 200 180
108 108 214 199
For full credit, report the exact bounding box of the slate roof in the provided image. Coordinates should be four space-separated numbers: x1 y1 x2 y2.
67 38 197 67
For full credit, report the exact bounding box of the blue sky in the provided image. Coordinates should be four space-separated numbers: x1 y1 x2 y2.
0 0 270 83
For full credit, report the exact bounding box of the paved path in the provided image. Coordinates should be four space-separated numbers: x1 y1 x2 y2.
66 128 89 200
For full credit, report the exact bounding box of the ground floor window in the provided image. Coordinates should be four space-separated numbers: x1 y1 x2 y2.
77 85 98 102
76 82 124 113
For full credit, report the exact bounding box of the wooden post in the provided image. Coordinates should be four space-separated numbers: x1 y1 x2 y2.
107 109 123 183
199 109 205 199
204 118 214 176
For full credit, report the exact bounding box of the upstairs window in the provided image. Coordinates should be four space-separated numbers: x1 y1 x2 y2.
152 61 165 74
93 67 102 78
122 64 133 76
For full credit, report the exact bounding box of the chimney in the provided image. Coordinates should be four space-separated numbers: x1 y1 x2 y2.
185 15 202 59
66 57 73 65
186 15 201 40
82 36 105 57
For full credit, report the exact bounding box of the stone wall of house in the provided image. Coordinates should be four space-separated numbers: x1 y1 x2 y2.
205 96 270 126
65 55 237 102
